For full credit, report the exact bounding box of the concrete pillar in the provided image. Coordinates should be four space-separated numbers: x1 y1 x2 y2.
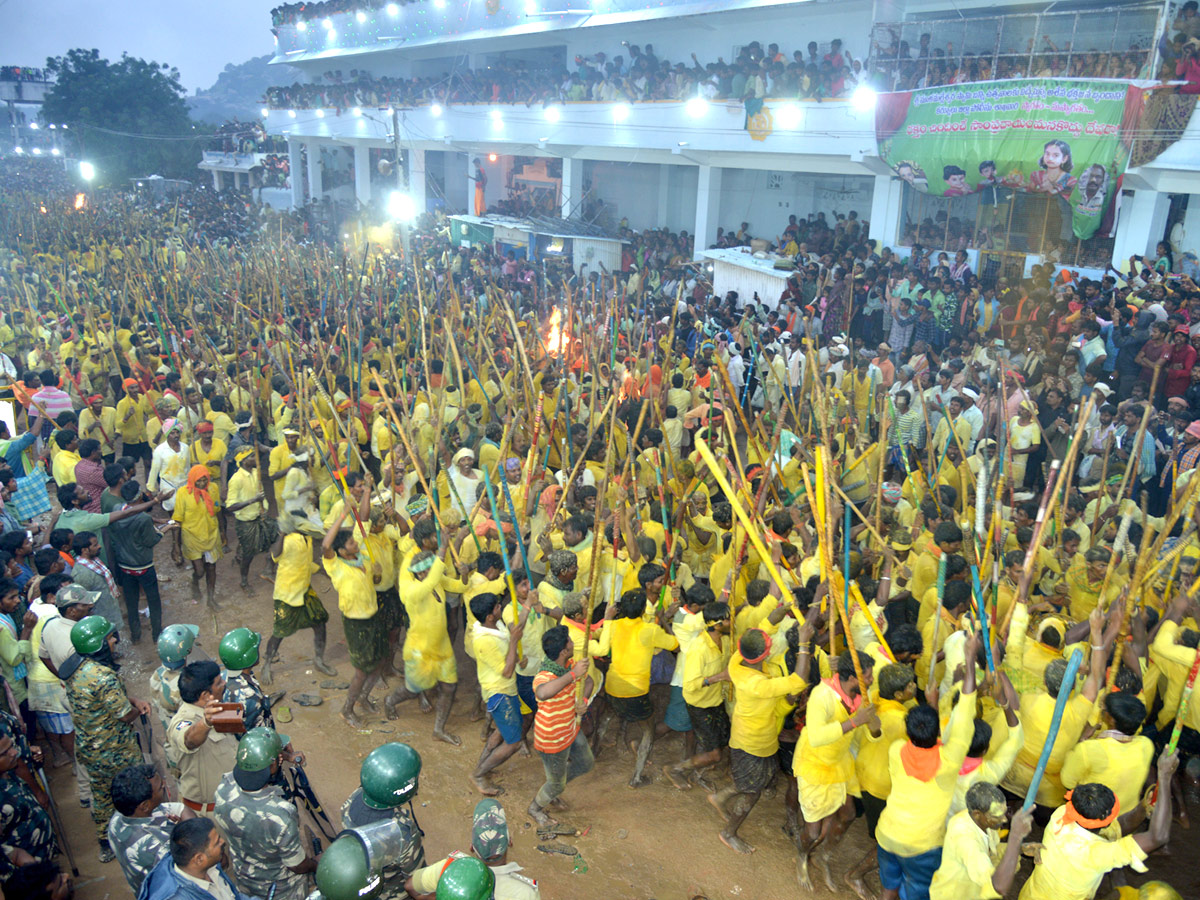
354 144 372 208
288 139 304 209
305 140 323 203
408 148 427 215
867 174 905 250
1112 190 1171 265
693 165 722 259
656 163 671 229
211 170 221 191
233 171 242 190
562 156 584 219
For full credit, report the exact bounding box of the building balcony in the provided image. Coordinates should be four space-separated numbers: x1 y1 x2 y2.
264 96 879 174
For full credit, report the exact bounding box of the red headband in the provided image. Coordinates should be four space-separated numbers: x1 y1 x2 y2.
1060 791 1119 831
742 630 772 665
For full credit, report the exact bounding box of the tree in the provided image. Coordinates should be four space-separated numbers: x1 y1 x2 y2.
43 49 208 183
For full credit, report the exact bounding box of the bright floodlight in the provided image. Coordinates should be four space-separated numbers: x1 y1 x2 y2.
32 148 41 155
79 161 96 181
356 10 367 23
322 17 332 29
261 107 270 117
386 2 399 14
13 147 23 154
430 103 444 117
387 191 416 222
296 20 307 31
612 102 631 123
777 102 802 129
28 123 38 130
524 0 537 13
685 96 708 118
434 0 446 7
851 85 877 112
288 109 297 118
544 106 561 123
352 107 363 117
315 109 325 118
490 109 503 125
51 148 60 156
48 124 56 130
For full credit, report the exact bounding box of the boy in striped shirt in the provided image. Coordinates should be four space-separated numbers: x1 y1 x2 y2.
527 625 589 830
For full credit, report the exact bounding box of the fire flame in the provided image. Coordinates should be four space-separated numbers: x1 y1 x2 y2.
74 193 86 210
544 308 569 357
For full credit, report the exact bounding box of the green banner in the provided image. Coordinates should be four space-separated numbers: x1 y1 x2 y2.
875 79 1145 241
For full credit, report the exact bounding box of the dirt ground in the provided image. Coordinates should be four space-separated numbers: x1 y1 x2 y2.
46 547 1200 900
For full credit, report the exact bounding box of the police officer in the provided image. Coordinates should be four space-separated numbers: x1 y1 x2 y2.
404 800 539 900
434 858 496 900
219 628 275 732
60 615 150 863
339 743 425 898
108 763 190 894
150 624 198 768
212 727 316 900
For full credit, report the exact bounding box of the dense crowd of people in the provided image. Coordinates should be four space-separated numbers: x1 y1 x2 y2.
263 39 867 110
0 146 1196 900
0 67 49 83
261 4 1197 114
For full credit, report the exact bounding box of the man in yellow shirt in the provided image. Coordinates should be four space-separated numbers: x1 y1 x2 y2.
320 497 383 729
1018 749 1178 900
1149 592 1200 734
795 650 880 892
260 519 335 685
1060 692 1154 817
116 378 151 477
875 631 979 900
846 663 916 898
385 541 469 747
270 426 305 503
79 394 117 461
605 589 679 788
930 782 1032 900
709 613 814 854
1002 609 1107 808
225 447 276 590
468 592 528 797
52 430 81 486
664 599 731 791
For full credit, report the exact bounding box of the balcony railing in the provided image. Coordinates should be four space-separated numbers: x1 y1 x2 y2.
868 3 1164 92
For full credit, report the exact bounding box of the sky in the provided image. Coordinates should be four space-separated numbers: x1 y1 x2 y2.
0 0 282 92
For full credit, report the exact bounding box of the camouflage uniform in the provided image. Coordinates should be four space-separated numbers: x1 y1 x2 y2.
149 666 183 767
107 801 183 894
212 772 307 900
340 787 425 900
64 659 143 841
222 670 273 733
0 772 56 878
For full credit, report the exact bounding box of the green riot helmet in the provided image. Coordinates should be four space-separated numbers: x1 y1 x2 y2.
218 627 261 670
235 727 288 772
233 726 290 791
360 742 421 809
435 858 495 900
314 835 376 900
70 616 116 656
157 623 199 669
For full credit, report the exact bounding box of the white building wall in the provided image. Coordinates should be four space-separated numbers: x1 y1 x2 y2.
586 162 696 233
717 170 874 239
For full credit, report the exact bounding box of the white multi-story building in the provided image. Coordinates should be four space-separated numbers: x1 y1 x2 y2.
257 0 1200 289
